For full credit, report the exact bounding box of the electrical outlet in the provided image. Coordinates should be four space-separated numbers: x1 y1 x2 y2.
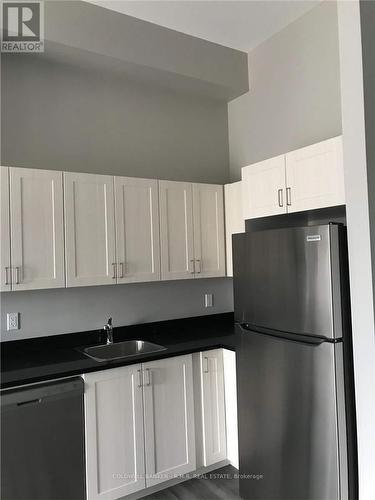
7 313 19 331
204 293 214 308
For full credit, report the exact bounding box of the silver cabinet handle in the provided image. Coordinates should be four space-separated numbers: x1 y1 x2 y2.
13 267 21 285
112 263 117 279
203 356 209 373
145 368 152 386
5 267 11 285
137 369 143 388
190 259 195 274
118 262 124 279
195 259 201 274
278 189 284 207
286 187 292 206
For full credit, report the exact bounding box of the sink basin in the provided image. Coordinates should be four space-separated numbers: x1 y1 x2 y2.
80 340 166 362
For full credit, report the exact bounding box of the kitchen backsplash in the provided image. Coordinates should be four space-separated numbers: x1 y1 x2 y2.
0 278 233 341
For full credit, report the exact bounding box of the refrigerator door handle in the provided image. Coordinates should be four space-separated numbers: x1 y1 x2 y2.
237 323 329 346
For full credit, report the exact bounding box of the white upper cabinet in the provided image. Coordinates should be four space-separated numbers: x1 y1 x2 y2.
242 155 287 220
2 167 227 290
0 167 11 292
159 180 226 280
224 182 245 277
159 180 195 280
241 136 345 220
285 136 345 213
193 183 225 278
9 167 65 291
115 177 160 283
84 365 146 500
142 354 196 488
64 172 116 287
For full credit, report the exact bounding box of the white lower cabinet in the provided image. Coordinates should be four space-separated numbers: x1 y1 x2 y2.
194 349 227 467
142 355 196 487
84 350 236 499
84 365 146 500
84 354 196 500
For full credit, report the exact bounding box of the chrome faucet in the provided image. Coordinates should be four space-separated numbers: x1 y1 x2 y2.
103 317 113 345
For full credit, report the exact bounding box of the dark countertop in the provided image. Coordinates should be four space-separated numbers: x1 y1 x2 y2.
1 313 237 389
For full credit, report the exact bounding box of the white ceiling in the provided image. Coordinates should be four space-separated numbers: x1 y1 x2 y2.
86 0 320 52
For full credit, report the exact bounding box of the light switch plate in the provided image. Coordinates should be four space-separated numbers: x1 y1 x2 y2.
7 313 19 331
204 293 214 308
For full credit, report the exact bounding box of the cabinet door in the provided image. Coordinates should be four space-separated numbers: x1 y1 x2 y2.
9 167 65 291
115 177 160 283
143 354 196 488
224 182 245 277
64 172 116 287
0 167 11 292
241 155 287 219
285 136 345 213
84 365 146 500
193 184 226 278
200 350 227 466
159 181 194 280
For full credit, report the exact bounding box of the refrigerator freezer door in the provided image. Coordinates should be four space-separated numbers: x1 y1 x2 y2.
234 224 336 339
237 327 343 500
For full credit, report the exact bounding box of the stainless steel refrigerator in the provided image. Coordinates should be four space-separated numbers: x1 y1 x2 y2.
233 223 357 500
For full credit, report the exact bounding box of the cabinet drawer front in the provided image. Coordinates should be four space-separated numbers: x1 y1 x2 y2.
84 366 145 500
10 167 65 291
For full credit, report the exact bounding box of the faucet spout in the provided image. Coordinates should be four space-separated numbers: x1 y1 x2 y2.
104 317 113 345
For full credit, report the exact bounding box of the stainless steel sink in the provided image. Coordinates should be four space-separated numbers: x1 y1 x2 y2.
79 340 166 362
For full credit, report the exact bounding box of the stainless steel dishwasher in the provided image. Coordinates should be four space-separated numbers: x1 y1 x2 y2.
1 377 86 500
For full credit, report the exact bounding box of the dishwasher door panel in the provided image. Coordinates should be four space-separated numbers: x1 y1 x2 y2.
1 378 85 500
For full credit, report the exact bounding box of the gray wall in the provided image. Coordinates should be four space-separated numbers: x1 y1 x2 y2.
1 54 229 183
1 279 233 341
228 0 342 181
44 1 248 100
0 19 234 341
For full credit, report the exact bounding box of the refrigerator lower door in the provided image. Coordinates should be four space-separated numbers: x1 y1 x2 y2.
237 327 347 500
